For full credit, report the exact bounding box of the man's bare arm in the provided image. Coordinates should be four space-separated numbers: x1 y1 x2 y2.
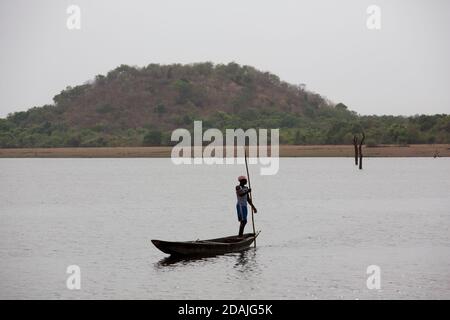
236 186 251 196
247 194 257 213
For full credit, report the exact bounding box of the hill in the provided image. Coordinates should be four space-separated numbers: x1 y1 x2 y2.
0 62 449 147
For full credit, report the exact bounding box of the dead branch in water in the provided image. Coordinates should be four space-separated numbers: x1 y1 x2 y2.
359 132 365 170
353 135 359 166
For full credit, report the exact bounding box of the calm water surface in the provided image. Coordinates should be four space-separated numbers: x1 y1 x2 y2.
0 158 449 299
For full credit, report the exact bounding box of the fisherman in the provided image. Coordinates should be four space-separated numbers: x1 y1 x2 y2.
236 175 257 237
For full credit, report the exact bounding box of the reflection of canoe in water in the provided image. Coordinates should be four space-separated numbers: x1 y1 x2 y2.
151 232 260 257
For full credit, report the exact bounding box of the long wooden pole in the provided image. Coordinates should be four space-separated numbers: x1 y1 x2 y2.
244 147 256 247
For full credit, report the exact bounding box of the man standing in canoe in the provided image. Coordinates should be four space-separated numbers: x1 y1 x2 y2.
236 175 257 237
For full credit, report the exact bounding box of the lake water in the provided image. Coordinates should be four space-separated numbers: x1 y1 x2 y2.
0 158 449 299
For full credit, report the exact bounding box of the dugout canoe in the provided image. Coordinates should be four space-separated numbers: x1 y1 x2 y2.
151 231 260 257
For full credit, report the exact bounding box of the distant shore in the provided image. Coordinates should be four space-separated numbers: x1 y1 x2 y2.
0 144 449 158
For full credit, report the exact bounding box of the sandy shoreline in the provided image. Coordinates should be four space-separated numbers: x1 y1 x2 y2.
0 144 449 158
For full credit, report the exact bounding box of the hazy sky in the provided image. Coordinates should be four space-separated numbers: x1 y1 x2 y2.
0 0 449 117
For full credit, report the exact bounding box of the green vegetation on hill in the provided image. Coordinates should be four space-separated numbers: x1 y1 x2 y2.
0 62 449 147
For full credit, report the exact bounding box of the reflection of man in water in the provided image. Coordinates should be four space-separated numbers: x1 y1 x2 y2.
235 175 257 237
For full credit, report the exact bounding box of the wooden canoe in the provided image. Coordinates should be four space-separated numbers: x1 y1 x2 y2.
151 232 260 257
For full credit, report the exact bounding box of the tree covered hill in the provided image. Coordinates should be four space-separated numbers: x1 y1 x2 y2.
0 62 449 147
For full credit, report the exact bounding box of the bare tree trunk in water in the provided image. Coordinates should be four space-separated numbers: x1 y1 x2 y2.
359 133 365 170
353 136 358 166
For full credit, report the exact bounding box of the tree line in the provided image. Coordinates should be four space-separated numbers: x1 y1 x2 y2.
0 62 449 148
